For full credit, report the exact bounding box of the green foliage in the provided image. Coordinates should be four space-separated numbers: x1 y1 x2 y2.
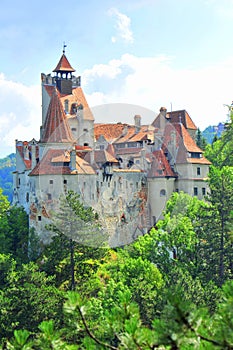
0 205 29 265
5 280 233 349
0 153 16 202
203 166 233 285
95 250 164 325
0 261 64 341
49 190 107 246
205 104 233 167
42 190 108 290
196 128 207 150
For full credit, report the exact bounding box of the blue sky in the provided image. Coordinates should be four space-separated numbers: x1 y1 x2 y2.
1 0 233 156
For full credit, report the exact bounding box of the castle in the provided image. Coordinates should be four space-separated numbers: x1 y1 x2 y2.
13 49 211 247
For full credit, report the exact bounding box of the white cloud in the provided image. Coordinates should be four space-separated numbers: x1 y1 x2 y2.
82 59 122 84
1 52 233 157
84 54 233 130
108 8 134 44
0 73 41 157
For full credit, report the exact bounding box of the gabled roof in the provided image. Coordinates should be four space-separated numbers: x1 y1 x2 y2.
166 110 197 130
152 109 197 131
162 123 211 165
29 149 95 176
173 123 202 153
41 88 74 143
53 53 75 73
30 149 71 176
147 150 177 178
85 150 119 164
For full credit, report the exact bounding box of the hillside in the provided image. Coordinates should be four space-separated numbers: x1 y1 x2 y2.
202 122 225 143
0 153 16 202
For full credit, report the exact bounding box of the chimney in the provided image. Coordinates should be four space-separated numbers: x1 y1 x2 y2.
70 148 76 170
159 107 167 118
122 125 128 136
134 115 141 133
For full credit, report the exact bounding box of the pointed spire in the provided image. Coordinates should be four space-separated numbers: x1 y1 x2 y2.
53 51 75 73
41 88 74 143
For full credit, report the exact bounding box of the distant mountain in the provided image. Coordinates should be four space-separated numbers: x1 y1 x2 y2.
0 153 16 203
202 122 225 144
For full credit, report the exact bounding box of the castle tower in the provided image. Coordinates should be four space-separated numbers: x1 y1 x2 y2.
41 47 94 148
52 47 75 95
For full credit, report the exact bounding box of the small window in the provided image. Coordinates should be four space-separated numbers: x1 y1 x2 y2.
202 187 206 195
26 193 29 202
99 145 104 150
49 179 53 184
160 189 166 197
71 128 77 132
197 167 201 176
64 99 69 113
194 187 198 196
47 193 52 200
64 179 67 184
38 216 42 221
83 128 88 132
18 178 21 186
84 143 89 146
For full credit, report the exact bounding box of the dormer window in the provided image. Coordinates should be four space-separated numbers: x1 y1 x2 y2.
190 152 201 158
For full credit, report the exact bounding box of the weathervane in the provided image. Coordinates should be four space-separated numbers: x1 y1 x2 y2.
63 42 67 54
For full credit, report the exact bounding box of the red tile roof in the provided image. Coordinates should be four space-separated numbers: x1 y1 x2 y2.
63 87 94 121
94 123 126 142
174 123 202 153
162 123 202 154
44 86 94 121
148 150 177 178
187 157 211 165
30 149 71 176
85 150 119 164
41 88 74 143
114 126 137 143
166 110 197 130
53 54 75 73
152 109 197 131
16 143 39 169
29 149 95 176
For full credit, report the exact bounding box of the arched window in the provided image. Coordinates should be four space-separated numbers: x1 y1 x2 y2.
160 189 166 197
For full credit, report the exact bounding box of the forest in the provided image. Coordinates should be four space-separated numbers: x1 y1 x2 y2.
0 109 233 349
